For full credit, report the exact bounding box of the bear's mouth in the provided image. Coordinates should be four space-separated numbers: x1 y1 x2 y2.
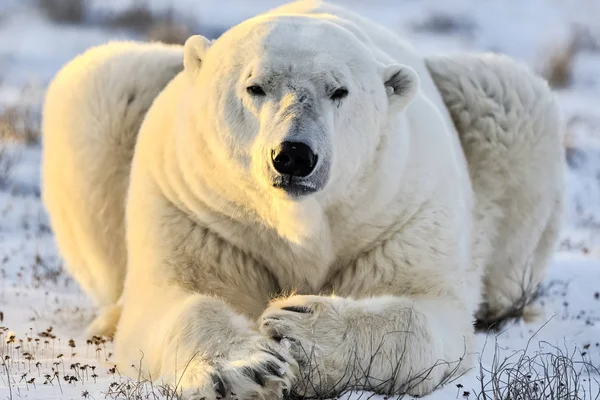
272 176 318 197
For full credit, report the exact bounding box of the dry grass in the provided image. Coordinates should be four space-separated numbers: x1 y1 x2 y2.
147 19 193 46
0 327 182 400
0 105 40 146
474 323 600 400
36 0 87 24
542 38 578 89
106 0 155 32
103 375 182 400
35 0 196 45
412 12 476 37
0 82 38 188
108 1 194 45
0 147 17 189
540 25 600 89
3 335 595 400
288 343 467 399
0 81 42 146
283 320 599 400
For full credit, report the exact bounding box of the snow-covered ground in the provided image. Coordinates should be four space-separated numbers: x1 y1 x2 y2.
1 0 599 399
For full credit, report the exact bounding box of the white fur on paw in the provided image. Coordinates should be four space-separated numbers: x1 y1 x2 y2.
86 303 121 338
258 295 350 396
181 337 298 400
259 295 346 345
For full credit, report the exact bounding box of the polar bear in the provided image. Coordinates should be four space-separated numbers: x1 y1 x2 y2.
41 0 564 398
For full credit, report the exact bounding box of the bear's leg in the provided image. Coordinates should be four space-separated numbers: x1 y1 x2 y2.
259 293 473 397
116 183 297 399
42 127 130 309
42 42 183 331
116 288 298 400
426 53 565 329
476 194 563 330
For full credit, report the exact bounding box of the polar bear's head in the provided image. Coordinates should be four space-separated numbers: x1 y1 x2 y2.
181 14 418 241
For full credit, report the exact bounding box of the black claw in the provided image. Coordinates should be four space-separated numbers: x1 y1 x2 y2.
264 316 282 321
264 361 284 378
241 367 266 387
263 348 288 364
212 374 228 399
281 306 312 314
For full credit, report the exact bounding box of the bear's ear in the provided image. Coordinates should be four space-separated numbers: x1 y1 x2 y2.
184 35 212 78
382 64 419 110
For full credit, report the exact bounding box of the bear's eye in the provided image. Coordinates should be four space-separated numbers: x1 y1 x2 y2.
329 87 349 101
246 85 266 96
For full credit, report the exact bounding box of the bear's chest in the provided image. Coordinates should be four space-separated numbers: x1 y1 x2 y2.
249 219 383 295
257 233 338 294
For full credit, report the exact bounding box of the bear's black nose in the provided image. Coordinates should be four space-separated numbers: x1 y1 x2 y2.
271 142 317 177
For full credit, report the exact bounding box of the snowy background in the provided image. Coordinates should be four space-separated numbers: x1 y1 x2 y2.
0 0 599 399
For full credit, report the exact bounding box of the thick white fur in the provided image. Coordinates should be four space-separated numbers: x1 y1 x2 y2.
42 41 184 309
426 54 564 325
41 0 564 398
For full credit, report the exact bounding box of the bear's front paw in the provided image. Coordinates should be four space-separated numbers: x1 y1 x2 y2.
181 337 298 400
259 295 351 396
